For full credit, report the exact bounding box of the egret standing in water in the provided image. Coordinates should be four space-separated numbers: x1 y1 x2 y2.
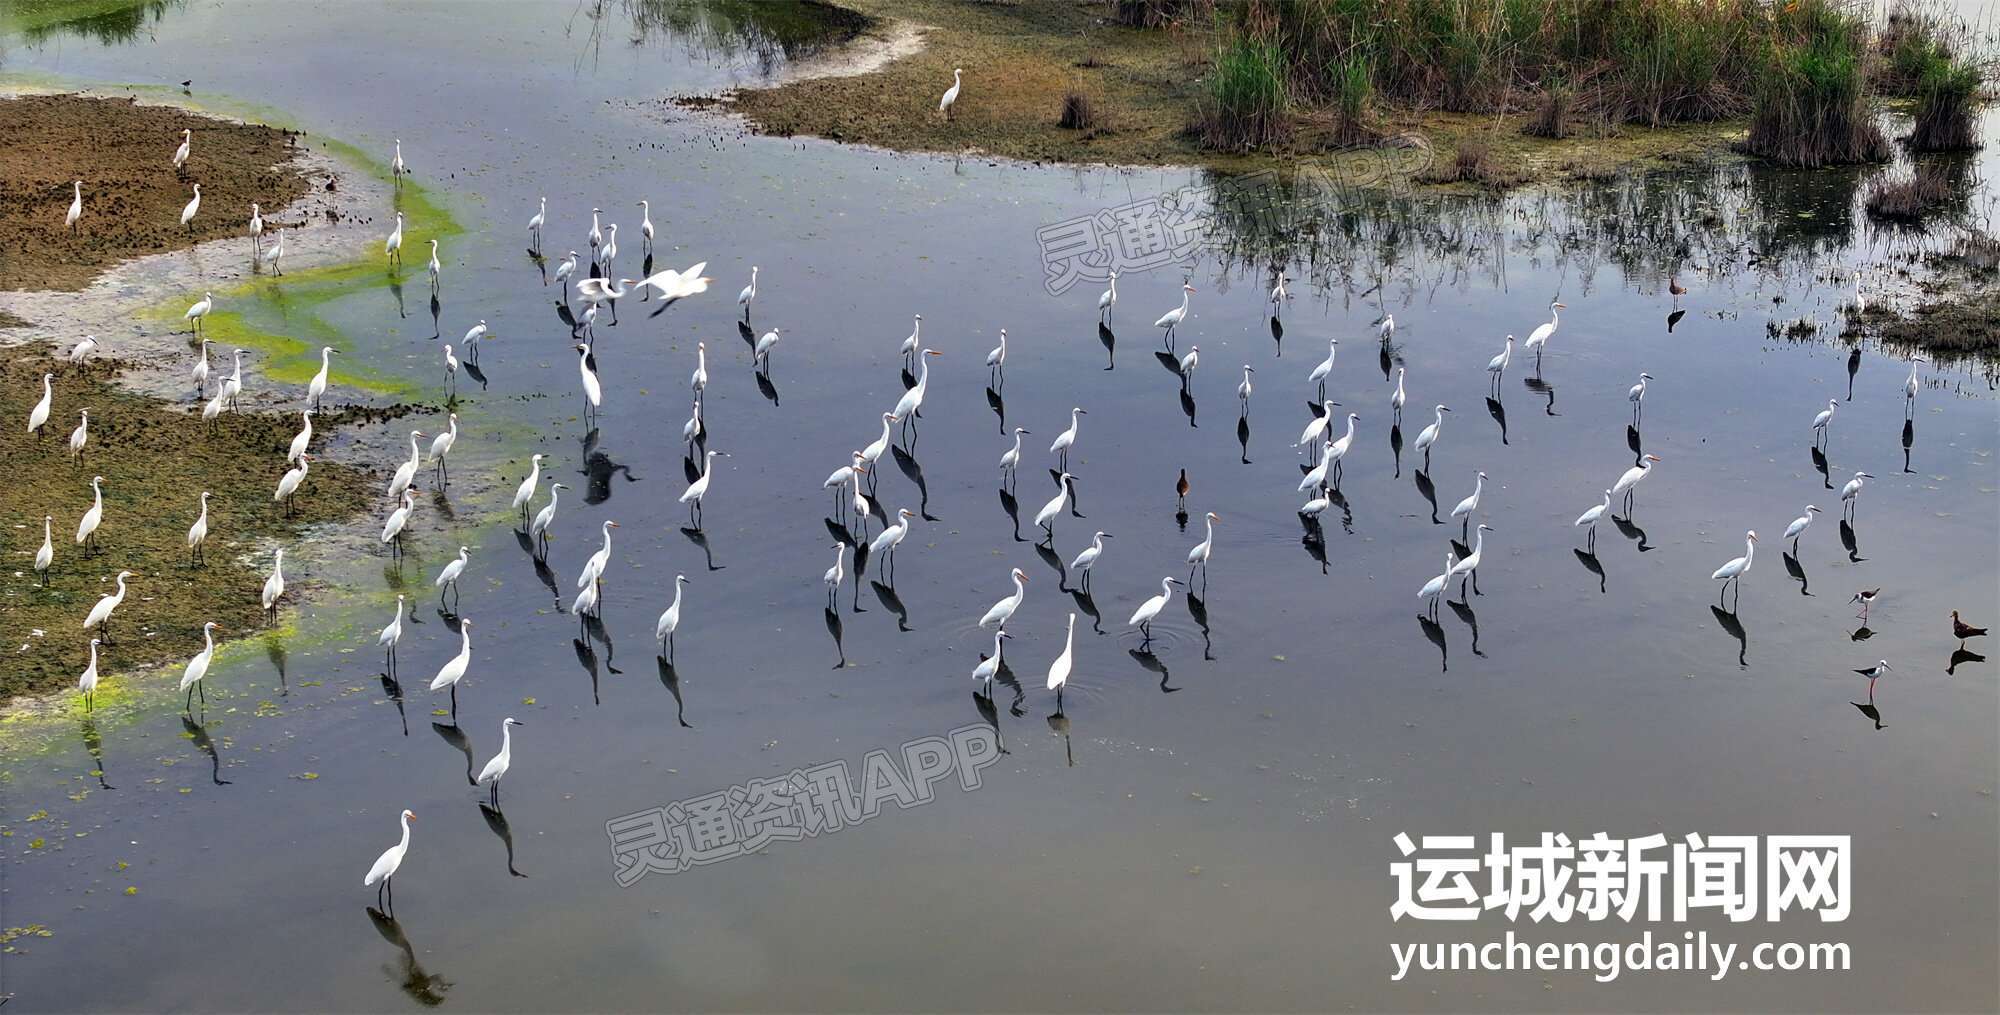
261 548 286 614
1418 552 1456 618
1129 577 1184 643
1269 272 1289 310
511 454 545 519
381 489 416 558
1186 511 1220 583
1391 367 1406 420
1627 372 1652 424
972 630 1011 696
429 617 473 719
900 314 923 368
1178 345 1199 386
1783 505 1821 551
1522 300 1564 365
1811 399 1837 445
1903 355 1927 411
1710 530 1757 608
384 212 404 265
192 339 211 396
754 328 783 373
869 508 917 581
78 638 102 710
822 543 846 607
526 196 546 249
681 450 729 527
530 482 566 557
1840 471 1873 520
1236 365 1254 406
180 622 221 710
434 546 470 608
1575 490 1611 550
576 344 601 416
986 329 1008 384
1448 524 1493 596
655 575 690 661
637 198 654 253
428 413 459 485
391 138 406 183
184 291 213 336
363 809 415 913
1485 335 1514 390
690 341 709 394
1098 272 1118 320
737 266 759 319
388 430 426 502
894 349 942 437
1307 338 1338 398
1612 454 1661 514
979 568 1030 628
1034 473 1076 541
1049 407 1086 469
1046 612 1077 711
378 594 407 674
1413 405 1449 470
999 427 1030 483
476 719 524 806
553 250 579 290
1449 471 1486 536
1154 283 1195 347
1069 531 1111 590
248 202 263 252
308 346 338 415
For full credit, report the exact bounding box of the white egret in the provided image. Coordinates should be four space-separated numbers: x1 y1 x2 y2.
1522 300 1565 362
822 543 846 607
529 482 566 556
634 261 712 301
192 339 211 395
1418 552 1456 618
1069 531 1111 589
848 470 872 536
575 277 634 322
306 346 337 414
1049 407 1086 468
82 569 133 640
822 451 868 505
262 227 285 275
1307 338 1338 396
1236 365 1254 404
940 67 963 118
172 129 191 172
553 250 579 289
683 398 704 447
1186 511 1220 579
1300 491 1330 520
78 638 102 710
737 265 759 317
427 412 458 482
378 594 407 671
985 329 1008 381
34 515 54 584
388 430 426 501
391 138 406 182
972 630 1012 694
680 450 729 526
201 389 225 425
180 621 221 709
286 410 313 464
979 568 1030 628
511 454 545 517
27 372 52 437
578 520 620 589
861 411 898 475
248 202 263 250
1903 355 1927 405
1575 489 1612 549
1391 366 1406 419
599 224 618 273
1627 372 1653 423
65 180 82 232
1046 612 1077 709
1129 577 1184 640
637 198 654 251
434 546 469 606
1324 412 1359 482
67 335 98 366
1378 315 1396 342
690 341 709 393
571 574 600 620
1034 473 1076 537
76 475 105 554
754 328 783 372
221 348 244 410
1154 283 1195 344
869 508 916 579
425 239 442 291
1612 453 1661 512
655 574 690 659
588 207 602 250
381 489 416 557
274 453 309 515
893 349 942 429
363 809 416 912
1297 440 1335 493
1811 398 1837 441
1449 470 1486 534
179 183 201 230
1710 530 1757 606
1486 335 1514 385
1448 524 1493 595
575 344 600 413
384 212 404 264
184 291 213 335
476 718 524 805
67 409 89 462
1097 272 1118 319
1783 505 1821 550
900 314 923 367
1840 471 1873 519
261 548 286 613
527 196 546 247
429 617 473 717
1178 344 1200 382
1269 272 1289 306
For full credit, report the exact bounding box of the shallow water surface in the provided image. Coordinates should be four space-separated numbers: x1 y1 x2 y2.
3 3 1997 1012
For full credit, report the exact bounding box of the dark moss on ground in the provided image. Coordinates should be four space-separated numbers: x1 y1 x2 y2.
0 353 382 702
0 93 311 292
1841 233 2000 361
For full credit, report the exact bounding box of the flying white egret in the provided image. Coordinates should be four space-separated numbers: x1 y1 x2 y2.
822 543 847 607
1575 489 1612 549
67 335 98 366
529 482 566 556
1612 453 1661 512
476 718 524 806
1840 471 1873 518
384 212 404 264
76 475 105 554
306 346 337 414
381 489 416 557
1154 283 1195 345
1069 531 1111 589
180 621 221 709
192 339 211 395
261 549 286 613
27 372 53 437
900 314 924 367
869 508 917 579
637 198 654 251
184 291 213 335
634 261 712 301
388 430 426 501
67 409 89 462
894 349 942 430
363 809 416 912
1448 524 1493 595
1449 470 1486 534
511 454 545 517
1097 272 1118 320
429 617 473 717
65 180 83 232
275 453 310 515
1783 505 1821 550
680 450 729 526
1046 612 1076 708
78 638 102 710
1811 398 1837 442
1522 300 1565 362
527 196 546 248
690 341 709 393
287 410 314 465
972 630 1012 695
655 574 690 660
979 568 1030 628
1049 407 1086 468
82 569 133 641
172 129 191 173
1130 577 1184 640
1236 365 1255 404
737 266 759 317
1419 552 1456 618
434 546 470 606
940 68 963 118
1711 530 1757 606
1034 473 1076 538
378 593 407 672
578 520 620 589
1391 366 1406 419
1186 511 1220 580
1307 338 1338 396
179 183 201 230
35 515 54 584
575 344 601 412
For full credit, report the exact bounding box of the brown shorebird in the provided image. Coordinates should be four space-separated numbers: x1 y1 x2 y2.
1952 610 1988 641
1175 468 1189 512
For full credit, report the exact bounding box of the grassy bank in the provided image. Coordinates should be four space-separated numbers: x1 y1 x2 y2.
0 353 390 702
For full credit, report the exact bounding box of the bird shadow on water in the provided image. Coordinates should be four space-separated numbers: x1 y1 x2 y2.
1573 548 1605 594
182 714 231 785
1389 423 1403 478
824 607 847 669
78 713 112 790
1128 646 1178 693
1709 606 1748 668
680 525 723 571
890 445 939 521
1811 445 1832 490
1237 412 1252 464
578 428 638 506
365 907 451 1006
871 580 911 632
1782 551 1811 596
430 720 476 785
1069 585 1105 635
515 530 566 609
1613 514 1653 552
1485 396 1508 445
264 631 288 696
1417 614 1448 673
1414 470 1440 525
1946 646 1985 676
656 656 694 726
1850 685 1886 730
1839 520 1864 563
1902 418 1915 474
986 385 1006 432
1523 375 1558 416
1447 597 1484 658
1097 323 1116 370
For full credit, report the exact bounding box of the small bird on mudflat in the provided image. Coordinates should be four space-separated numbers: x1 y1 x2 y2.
1951 610 1987 641
1175 469 1189 511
